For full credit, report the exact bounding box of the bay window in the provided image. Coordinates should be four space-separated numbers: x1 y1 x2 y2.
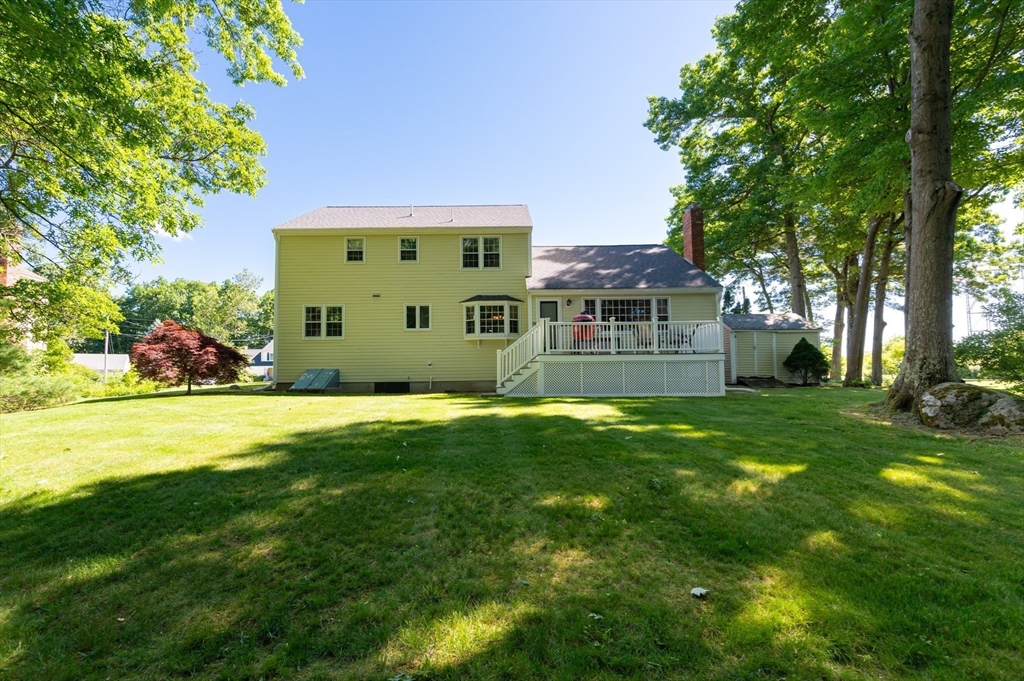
463 301 521 338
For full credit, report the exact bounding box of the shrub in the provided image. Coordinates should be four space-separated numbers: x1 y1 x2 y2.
0 342 30 375
84 370 160 398
955 330 1024 394
783 338 829 385
0 372 81 412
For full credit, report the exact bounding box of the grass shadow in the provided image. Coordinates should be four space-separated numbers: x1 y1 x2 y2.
2 391 1021 679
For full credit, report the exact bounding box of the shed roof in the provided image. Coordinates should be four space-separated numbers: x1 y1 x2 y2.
274 205 532 230
72 354 131 373
723 313 820 331
527 245 720 291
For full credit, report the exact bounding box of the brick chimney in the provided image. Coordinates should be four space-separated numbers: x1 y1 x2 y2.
682 202 705 270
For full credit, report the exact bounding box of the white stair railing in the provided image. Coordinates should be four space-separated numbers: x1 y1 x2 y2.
497 319 547 386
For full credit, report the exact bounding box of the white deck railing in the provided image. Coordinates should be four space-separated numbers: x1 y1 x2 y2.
497 321 547 386
546 320 722 355
498 319 723 386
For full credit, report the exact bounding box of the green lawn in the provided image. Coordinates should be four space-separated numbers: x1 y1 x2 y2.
1 389 1021 680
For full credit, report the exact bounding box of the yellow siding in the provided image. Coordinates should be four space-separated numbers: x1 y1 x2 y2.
734 332 757 376
732 329 822 379
276 231 530 384
756 332 775 377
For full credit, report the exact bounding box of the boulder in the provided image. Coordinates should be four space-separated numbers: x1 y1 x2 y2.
977 397 1024 434
919 382 1023 433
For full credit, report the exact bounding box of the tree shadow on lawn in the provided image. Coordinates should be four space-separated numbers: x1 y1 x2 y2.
1 398 1021 680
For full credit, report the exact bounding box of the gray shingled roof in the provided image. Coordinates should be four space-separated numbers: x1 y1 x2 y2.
274 205 532 230
460 295 524 303
723 313 820 331
527 245 720 291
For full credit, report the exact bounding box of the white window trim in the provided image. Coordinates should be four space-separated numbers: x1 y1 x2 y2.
463 301 520 339
404 303 432 331
460 235 502 270
656 296 671 322
345 237 366 264
302 304 345 340
398 236 419 263
571 296 672 323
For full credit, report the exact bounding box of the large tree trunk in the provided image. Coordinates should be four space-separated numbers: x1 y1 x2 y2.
845 216 883 386
871 230 897 385
831 282 846 381
803 288 815 325
902 190 913 335
888 0 963 411
187 376 192 395
752 270 774 313
844 255 859 381
784 216 808 318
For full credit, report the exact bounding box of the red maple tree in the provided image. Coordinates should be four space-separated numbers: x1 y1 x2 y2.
131 320 249 395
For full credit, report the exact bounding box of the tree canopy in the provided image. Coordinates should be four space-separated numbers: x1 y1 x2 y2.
72 270 272 353
647 0 1023 392
0 0 301 345
131 320 249 394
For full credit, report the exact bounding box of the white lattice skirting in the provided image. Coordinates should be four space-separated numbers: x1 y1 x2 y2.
504 355 725 397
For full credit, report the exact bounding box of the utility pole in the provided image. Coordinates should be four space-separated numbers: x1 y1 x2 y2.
103 324 109 383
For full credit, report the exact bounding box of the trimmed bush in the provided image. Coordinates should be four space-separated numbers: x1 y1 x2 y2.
783 338 829 385
0 373 81 412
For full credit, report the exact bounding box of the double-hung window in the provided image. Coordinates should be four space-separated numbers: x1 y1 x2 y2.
656 297 670 322
346 238 365 263
461 236 501 269
303 305 345 338
463 302 520 338
405 305 431 330
399 237 418 262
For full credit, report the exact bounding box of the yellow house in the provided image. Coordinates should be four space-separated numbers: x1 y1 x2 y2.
273 204 730 396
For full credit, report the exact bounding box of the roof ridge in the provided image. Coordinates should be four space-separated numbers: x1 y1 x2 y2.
321 204 527 208
533 244 668 248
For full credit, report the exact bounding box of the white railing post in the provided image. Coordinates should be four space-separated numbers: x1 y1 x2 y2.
542 317 549 353
652 321 659 354
496 348 502 385
610 317 617 355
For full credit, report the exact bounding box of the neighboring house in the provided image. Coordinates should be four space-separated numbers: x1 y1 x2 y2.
273 203 730 397
243 340 274 379
723 313 822 384
72 353 131 377
1 257 47 351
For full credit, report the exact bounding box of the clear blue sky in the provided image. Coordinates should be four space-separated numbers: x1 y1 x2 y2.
136 0 734 290
135 0 1021 340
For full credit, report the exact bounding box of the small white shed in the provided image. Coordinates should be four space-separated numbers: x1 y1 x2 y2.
722 313 821 384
